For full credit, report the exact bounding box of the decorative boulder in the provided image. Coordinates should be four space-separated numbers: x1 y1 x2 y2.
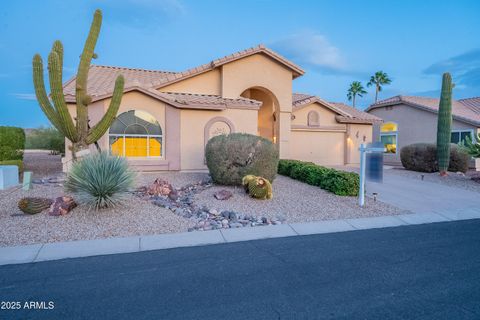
49 196 77 216
148 178 174 196
214 190 233 200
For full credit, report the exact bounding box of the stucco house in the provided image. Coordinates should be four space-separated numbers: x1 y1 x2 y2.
366 95 480 166
62 45 380 171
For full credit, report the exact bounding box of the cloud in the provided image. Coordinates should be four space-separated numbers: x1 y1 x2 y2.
11 93 37 101
270 31 348 74
423 49 480 89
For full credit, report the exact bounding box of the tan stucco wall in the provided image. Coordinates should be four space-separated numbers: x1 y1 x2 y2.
292 103 345 128
220 54 293 158
160 69 222 95
346 124 373 164
369 103 477 164
290 131 345 165
179 108 258 170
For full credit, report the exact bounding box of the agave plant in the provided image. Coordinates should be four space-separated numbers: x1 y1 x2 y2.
65 152 135 210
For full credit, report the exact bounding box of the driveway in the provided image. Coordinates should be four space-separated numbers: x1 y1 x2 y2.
1 220 480 319
366 171 480 216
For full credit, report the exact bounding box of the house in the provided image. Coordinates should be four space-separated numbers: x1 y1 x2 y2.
366 95 480 165
62 45 380 171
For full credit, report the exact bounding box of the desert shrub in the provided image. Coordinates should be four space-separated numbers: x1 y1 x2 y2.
449 144 470 173
65 152 135 210
25 127 65 155
278 159 359 196
400 143 469 173
400 143 437 172
0 126 25 161
0 160 23 173
205 133 279 185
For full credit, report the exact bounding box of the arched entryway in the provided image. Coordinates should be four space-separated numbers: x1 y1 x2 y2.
240 87 279 144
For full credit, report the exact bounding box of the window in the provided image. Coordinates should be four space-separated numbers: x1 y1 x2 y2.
307 111 320 127
380 122 398 154
451 130 473 144
109 110 163 157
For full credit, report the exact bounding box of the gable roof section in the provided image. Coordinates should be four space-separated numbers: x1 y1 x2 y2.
366 95 480 126
63 44 304 108
292 93 381 124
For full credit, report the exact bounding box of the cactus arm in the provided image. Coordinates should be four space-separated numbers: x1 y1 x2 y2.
52 40 63 79
86 75 124 144
32 54 62 131
76 9 102 141
48 50 78 142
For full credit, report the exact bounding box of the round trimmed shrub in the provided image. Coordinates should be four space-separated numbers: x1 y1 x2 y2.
205 133 279 185
400 143 469 173
400 143 438 172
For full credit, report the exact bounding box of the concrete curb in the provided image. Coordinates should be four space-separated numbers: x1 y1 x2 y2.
1 211 479 266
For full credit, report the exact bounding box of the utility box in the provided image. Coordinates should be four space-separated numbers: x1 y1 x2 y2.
0 165 19 190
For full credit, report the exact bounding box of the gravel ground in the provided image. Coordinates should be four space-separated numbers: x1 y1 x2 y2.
23 150 63 178
386 168 480 193
194 175 408 223
0 184 194 247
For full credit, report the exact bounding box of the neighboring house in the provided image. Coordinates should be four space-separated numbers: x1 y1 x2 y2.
366 95 480 166
62 45 380 171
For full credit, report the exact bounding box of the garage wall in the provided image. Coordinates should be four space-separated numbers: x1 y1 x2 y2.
290 130 345 165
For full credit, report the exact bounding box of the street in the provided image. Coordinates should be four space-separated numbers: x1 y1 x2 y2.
1 219 480 319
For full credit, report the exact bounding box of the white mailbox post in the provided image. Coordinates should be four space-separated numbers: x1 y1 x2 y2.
358 143 385 207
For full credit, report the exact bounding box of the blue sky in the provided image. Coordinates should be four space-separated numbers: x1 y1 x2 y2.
1 0 479 128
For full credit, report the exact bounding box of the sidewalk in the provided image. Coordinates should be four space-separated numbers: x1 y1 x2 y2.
1 210 479 266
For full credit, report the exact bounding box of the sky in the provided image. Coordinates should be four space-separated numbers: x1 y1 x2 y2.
0 0 479 128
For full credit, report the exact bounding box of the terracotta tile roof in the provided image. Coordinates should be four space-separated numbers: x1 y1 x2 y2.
63 45 305 107
157 92 262 110
367 95 480 126
329 102 383 124
292 93 380 124
458 97 480 113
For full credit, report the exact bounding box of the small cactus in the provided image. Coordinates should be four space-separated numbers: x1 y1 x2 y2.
242 175 257 193
18 197 53 215
246 176 273 200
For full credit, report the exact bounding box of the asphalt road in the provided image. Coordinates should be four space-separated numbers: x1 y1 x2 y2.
1 220 480 320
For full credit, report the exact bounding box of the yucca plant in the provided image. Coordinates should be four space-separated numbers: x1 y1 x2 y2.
65 152 135 210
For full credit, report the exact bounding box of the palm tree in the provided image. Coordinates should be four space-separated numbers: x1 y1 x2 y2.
347 81 367 108
367 71 392 103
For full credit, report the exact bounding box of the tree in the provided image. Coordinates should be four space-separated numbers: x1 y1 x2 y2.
347 81 367 108
367 71 392 103
32 9 124 160
436 72 453 176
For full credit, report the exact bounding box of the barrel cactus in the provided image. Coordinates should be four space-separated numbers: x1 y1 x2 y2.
245 176 273 200
18 197 53 215
436 72 453 176
32 9 124 160
242 175 257 193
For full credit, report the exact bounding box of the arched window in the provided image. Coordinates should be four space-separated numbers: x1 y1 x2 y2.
380 122 398 154
307 111 320 127
109 110 163 157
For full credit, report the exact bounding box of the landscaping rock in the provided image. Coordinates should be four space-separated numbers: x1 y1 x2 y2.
214 190 233 200
148 179 174 196
49 196 77 216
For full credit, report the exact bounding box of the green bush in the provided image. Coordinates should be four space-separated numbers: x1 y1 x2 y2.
0 126 25 161
25 127 65 154
400 143 469 173
65 152 135 210
0 160 23 173
205 133 279 185
278 159 359 196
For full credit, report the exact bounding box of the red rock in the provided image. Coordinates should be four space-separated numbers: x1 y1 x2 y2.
214 190 233 200
49 196 77 216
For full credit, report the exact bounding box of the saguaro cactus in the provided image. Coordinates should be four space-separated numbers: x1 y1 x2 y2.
32 9 124 160
436 72 453 176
